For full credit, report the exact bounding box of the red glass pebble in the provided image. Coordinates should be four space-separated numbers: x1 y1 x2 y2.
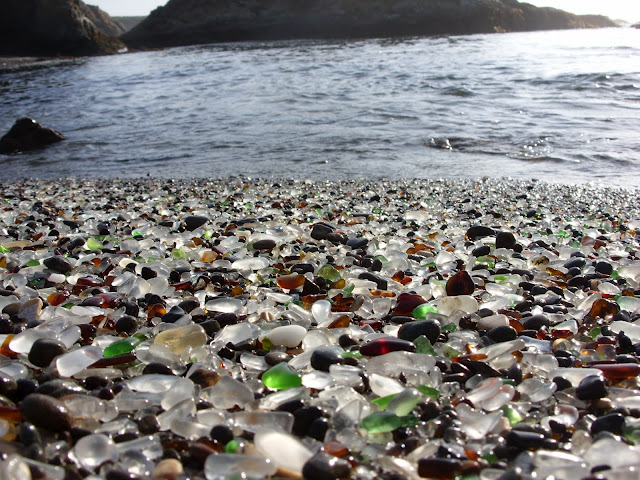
393 293 426 316
360 337 416 356
593 363 640 380
446 270 475 296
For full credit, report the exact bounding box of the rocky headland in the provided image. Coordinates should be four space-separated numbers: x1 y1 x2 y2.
123 0 617 49
0 0 126 57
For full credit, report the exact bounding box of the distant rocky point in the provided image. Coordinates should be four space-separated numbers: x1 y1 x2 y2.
115 16 147 33
0 0 125 56
123 0 617 49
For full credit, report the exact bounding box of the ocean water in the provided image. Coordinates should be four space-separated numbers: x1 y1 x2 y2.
0 27 639 187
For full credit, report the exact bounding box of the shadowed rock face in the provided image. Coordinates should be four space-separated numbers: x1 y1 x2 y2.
0 118 65 154
0 0 126 56
122 0 616 49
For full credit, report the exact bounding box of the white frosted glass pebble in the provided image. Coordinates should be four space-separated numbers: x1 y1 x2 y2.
116 434 163 460
368 373 405 397
128 374 181 393
609 320 640 341
302 329 332 350
231 257 270 271
437 295 478 315
170 417 211 440
231 411 294 433
476 314 509 330
302 371 334 389
466 377 502 405
73 434 118 470
365 351 436 378
0 455 32 480
56 326 81 348
205 297 245 313
9 328 52 354
214 323 260 346
585 438 640 469
61 395 118 422
456 403 503 439
262 324 307 348
204 454 276 480
533 450 589 480
254 431 313 477
56 346 103 377
311 300 332 323
202 376 254 409
161 377 195 410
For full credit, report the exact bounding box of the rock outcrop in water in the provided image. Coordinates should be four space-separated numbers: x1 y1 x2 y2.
0 0 126 56
0 118 65 154
122 0 616 48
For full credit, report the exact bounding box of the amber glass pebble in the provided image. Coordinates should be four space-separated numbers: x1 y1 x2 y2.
0 406 21 422
322 441 350 457
276 274 305 290
147 304 167 319
587 298 620 319
393 293 426 316
445 270 475 296
328 315 350 329
47 291 70 306
0 335 18 359
360 337 416 356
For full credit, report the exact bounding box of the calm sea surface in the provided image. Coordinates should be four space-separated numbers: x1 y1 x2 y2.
1 27 639 187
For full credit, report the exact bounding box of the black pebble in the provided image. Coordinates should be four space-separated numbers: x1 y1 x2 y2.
496 231 517 249
310 348 343 372
590 413 625 436
302 452 351 480
184 215 209 231
115 315 138 335
397 319 441 344
20 393 72 432
486 325 518 343
522 314 550 331
27 338 67 368
0 370 17 397
43 256 74 274
595 261 613 275
576 375 609 400
466 225 495 240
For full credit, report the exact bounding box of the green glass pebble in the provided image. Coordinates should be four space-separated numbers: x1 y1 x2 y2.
341 351 362 359
315 208 323 216
386 388 422 416
0 245 9 253
589 326 601 340
372 394 397 409
26 259 40 267
262 362 302 390
361 412 418 433
343 283 355 297
104 334 147 358
416 385 439 399
501 405 523 426
86 237 103 250
441 323 457 333
412 303 438 319
204 229 213 239
224 439 240 454
318 264 341 282
171 248 185 259
414 336 437 356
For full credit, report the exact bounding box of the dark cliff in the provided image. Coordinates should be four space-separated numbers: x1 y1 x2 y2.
0 0 126 56
122 0 617 49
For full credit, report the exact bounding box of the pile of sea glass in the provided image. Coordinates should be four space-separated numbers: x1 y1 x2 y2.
0 177 639 480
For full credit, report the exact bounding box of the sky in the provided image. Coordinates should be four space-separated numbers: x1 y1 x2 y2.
89 0 640 22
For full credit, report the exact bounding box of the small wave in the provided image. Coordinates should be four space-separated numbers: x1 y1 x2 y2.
441 86 474 97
